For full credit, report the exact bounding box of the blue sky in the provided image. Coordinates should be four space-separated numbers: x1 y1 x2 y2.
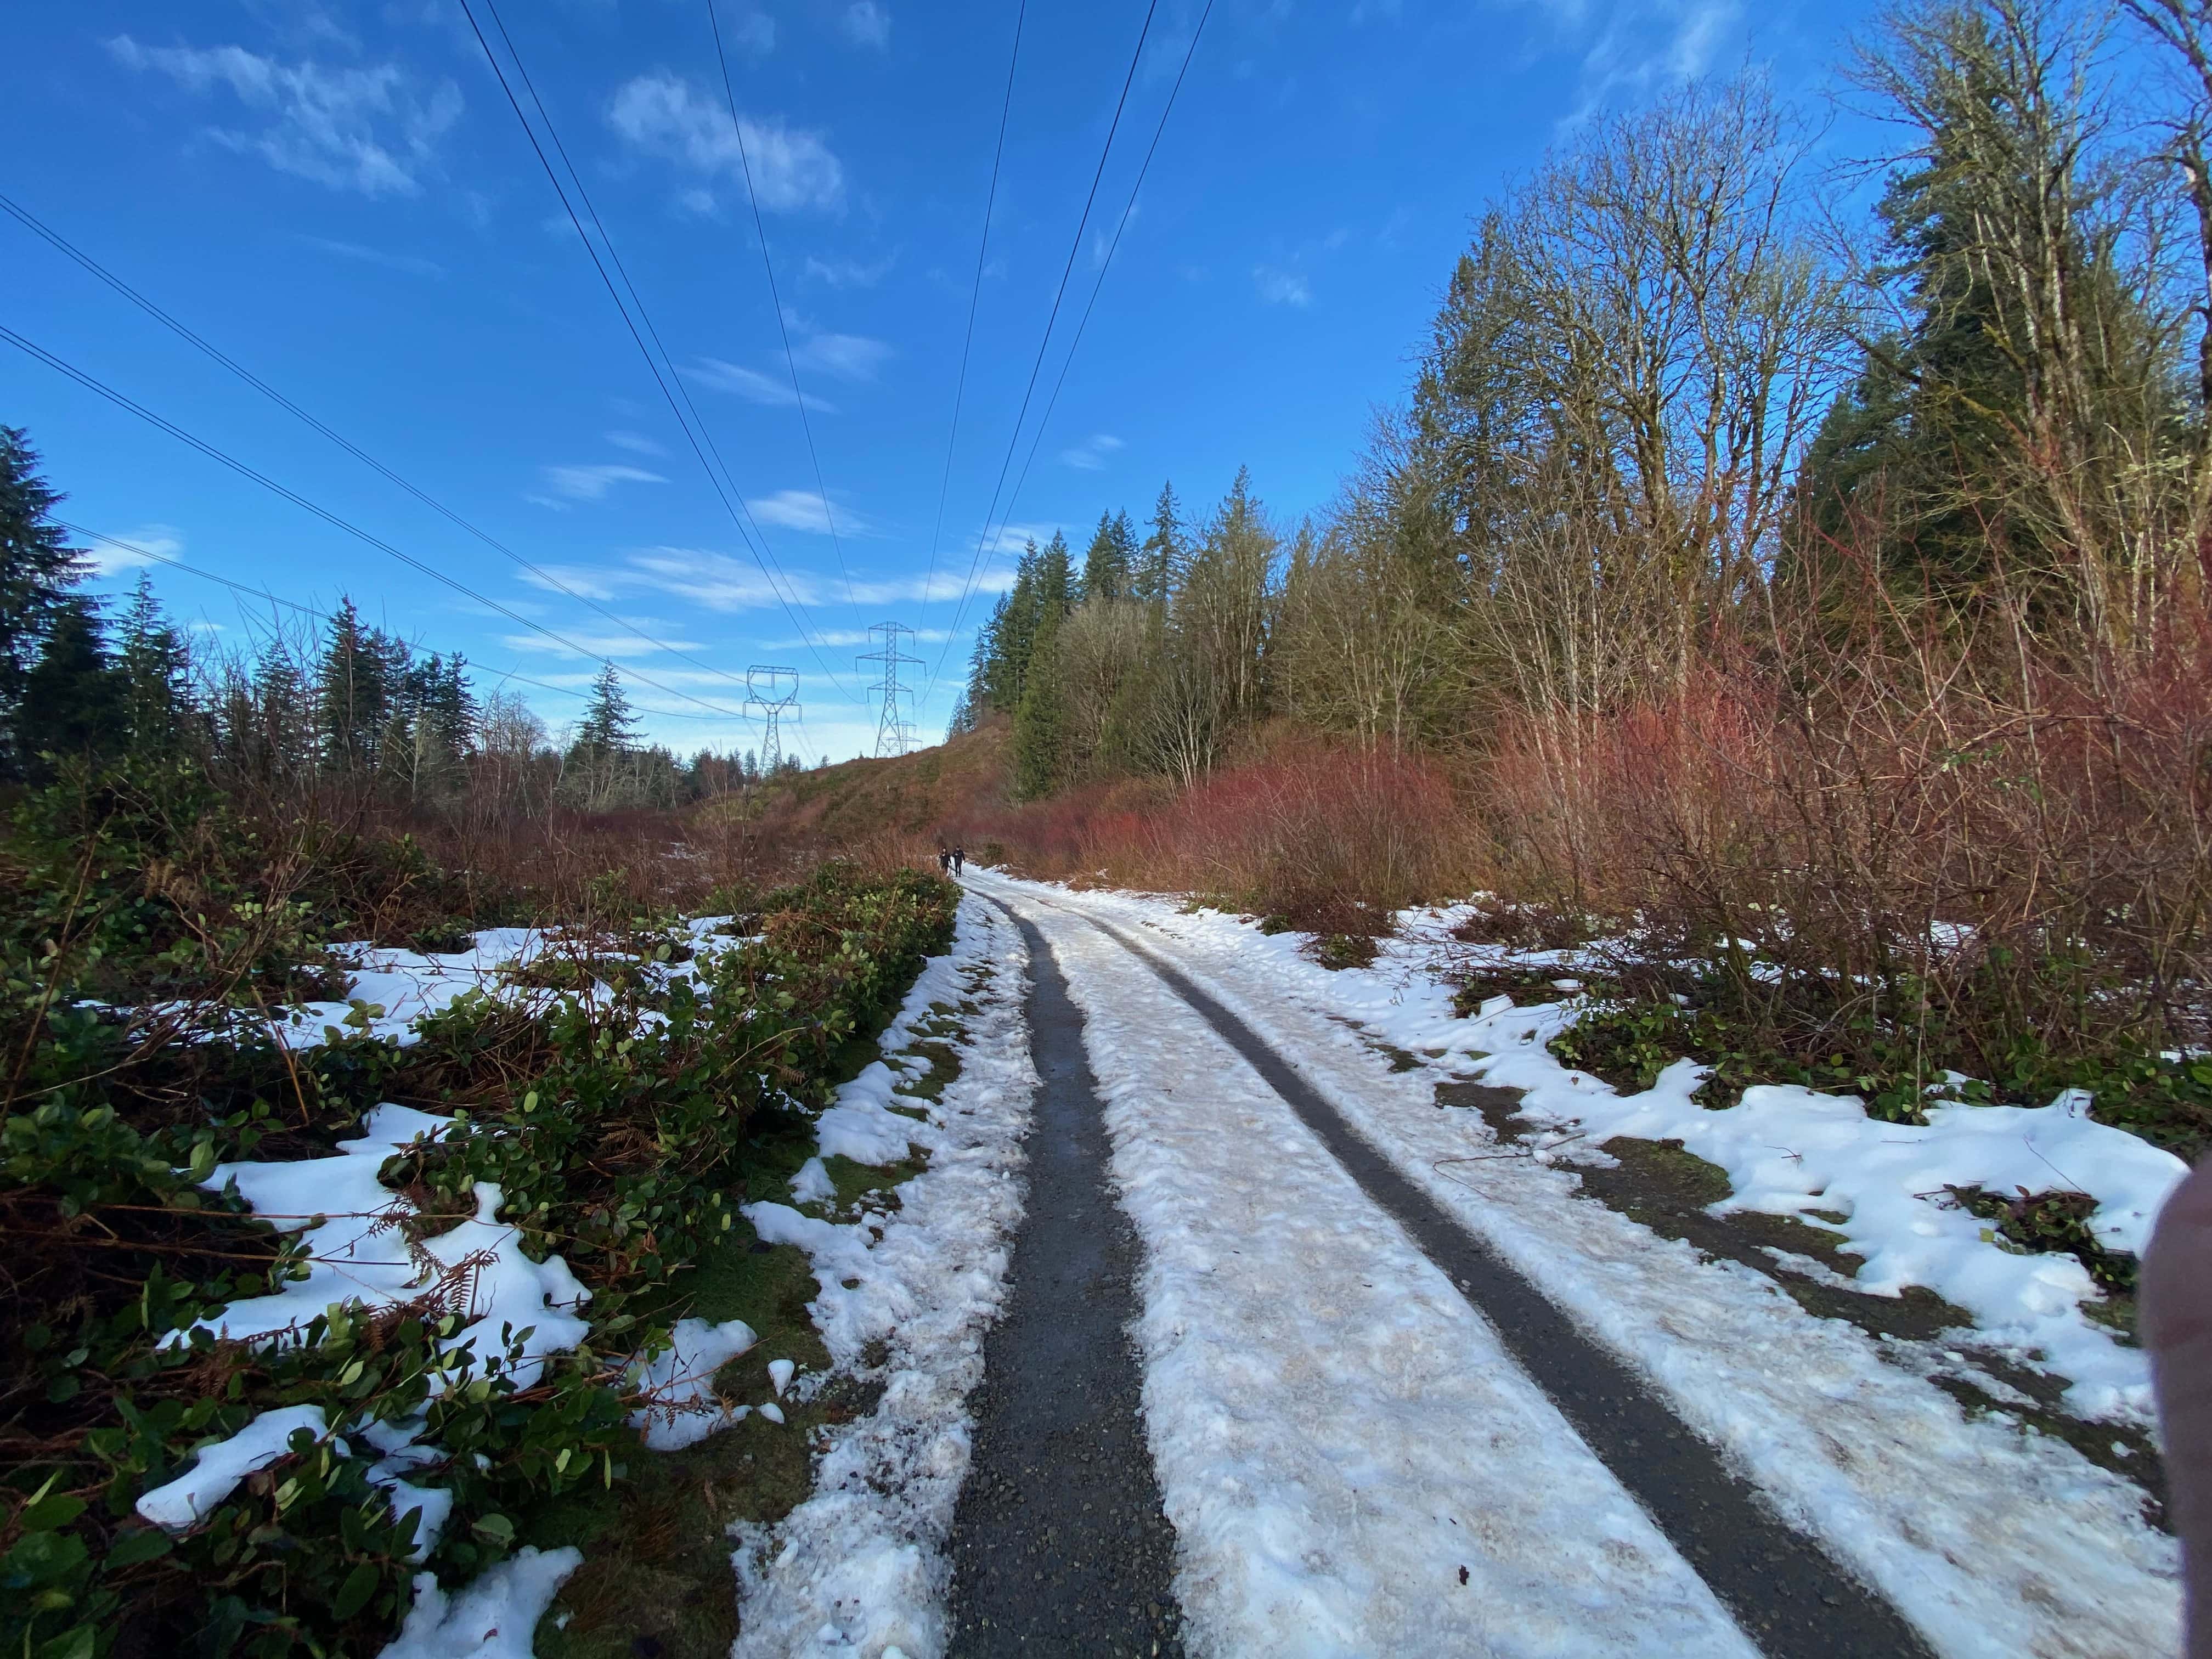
3 0 1880 761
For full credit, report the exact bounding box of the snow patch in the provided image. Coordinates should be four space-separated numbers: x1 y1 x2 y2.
730 899 1035 1659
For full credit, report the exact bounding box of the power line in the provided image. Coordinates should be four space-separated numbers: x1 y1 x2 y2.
917 0 1028 652
928 0 1163 693
936 0 1218 695
57 521 750 725
705 0 860 614
0 324 763 727
458 0 859 719
0 189 785 713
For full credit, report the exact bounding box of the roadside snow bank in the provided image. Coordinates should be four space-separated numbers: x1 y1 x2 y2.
729 897 1034 1659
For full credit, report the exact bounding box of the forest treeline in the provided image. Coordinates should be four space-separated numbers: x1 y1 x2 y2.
957 0 2212 1102
0 427 802 822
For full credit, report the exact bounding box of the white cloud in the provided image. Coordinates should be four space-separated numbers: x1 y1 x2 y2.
794 331 891 382
1060 433 1125 472
725 8 777 54
779 627 953 647
682 357 839 413
746 490 873 536
606 74 843 212
294 234 444 276
605 430 664 456
84 523 183 578
804 252 896 289
1253 264 1312 307
841 2 892 49
516 549 1018 617
529 464 667 509
501 629 708 658
108 36 461 197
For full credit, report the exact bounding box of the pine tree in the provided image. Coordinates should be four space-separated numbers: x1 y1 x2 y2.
18 594 124 777
0 427 89 777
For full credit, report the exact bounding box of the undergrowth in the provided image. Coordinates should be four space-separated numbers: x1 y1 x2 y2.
0 755 957 1658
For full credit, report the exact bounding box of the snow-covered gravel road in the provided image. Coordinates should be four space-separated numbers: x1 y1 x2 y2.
967 871 2180 1659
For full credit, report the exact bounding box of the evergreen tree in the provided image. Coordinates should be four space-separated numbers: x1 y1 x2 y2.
1135 483 1183 608
18 594 124 776
1012 533 1079 795
0 427 89 777
317 599 390 775
575 663 639 755
117 574 189 754
1080 510 1136 604
983 543 1043 713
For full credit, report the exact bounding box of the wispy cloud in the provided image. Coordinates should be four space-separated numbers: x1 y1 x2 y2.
841 2 892 49
294 234 444 276
528 464 667 510
518 550 1017 614
1060 433 1125 472
804 251 896 289
605 430 664 456
606 74 843 213
501 628 708 659
84 523 183 578
776 626 953 648
108 36 461 197
746 489 874 537
724 8 776 55
682 357 839 413
1253 264 1312 307
793 330 891 382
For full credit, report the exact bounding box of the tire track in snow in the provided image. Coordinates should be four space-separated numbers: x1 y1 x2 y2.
985 876 1934 1659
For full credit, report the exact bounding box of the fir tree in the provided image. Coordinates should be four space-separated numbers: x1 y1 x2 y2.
18 594 124 776
0 427 89 776
575 663 639 755
117 574 189 754
1080 510 1135 603
1135 482 1183 608
317 599 390 775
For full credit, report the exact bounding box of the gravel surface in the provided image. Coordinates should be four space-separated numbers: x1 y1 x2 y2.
945 905 1184 1657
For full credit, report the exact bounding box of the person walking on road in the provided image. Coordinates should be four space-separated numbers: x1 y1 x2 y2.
952 845 966 876
938 847 951 875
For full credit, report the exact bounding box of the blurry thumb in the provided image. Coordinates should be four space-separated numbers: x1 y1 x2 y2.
2146 1158 2212 1659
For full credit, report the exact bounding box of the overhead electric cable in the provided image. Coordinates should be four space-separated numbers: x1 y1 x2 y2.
57 521 747 724
0 189 794 712
705 0 861 613
0 325 761 726
916 0 1027 644
457 0 862 710
931 0 1161 694
933 0 1218 695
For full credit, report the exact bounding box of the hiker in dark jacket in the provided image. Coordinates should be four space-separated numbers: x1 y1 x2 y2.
937 847 950 874
952 846 966 876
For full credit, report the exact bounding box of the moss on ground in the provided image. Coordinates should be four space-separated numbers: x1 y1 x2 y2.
525 981 974 1655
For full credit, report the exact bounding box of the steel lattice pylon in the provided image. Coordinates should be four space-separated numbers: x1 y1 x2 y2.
857 622 922 757
744 665 799 774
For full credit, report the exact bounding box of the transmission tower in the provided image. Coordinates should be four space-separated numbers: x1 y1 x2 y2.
857 622 923 757
744 665 799 774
